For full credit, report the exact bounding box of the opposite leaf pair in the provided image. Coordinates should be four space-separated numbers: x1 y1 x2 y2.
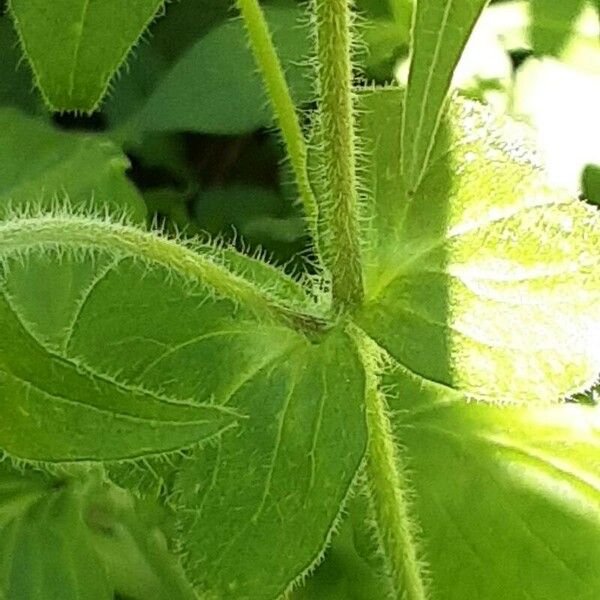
0 87 598 599
0 0 598 598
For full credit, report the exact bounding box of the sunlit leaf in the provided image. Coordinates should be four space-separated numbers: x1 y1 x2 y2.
387 367 600 599
357 88 600 403
402 0 489 189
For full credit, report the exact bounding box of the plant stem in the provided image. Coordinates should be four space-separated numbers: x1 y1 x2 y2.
236 0 320 251
355 331 429 600
313 0 364 310
0 213 328 333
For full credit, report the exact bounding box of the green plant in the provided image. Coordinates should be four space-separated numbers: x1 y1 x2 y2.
0 0 599 599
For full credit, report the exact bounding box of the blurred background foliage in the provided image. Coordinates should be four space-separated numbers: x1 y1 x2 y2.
0 1 598 597
1 0 597 261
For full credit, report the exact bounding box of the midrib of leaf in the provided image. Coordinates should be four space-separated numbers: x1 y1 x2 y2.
402 0 454 189
68 0 91 99
0 287 240 421
0 213 325 333
251 357 301 523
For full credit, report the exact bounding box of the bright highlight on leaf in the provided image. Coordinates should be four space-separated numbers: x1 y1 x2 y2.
7 0 166 112
350 363 600 599
0 0 599 598
402 0 490 190
358 89 600 404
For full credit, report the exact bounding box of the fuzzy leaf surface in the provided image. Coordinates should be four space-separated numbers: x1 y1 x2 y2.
402 0 489 188
0 214 318 461
385 366 600 599
0 213 367 598
7 0 165 112
357 89 600 403
174 327 366 600
0 467 112 600
0 109 146 221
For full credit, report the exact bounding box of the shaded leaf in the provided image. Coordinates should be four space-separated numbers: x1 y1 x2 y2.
583 164 600 207
0 467 112 600
8 0 166 112
0 108 146 221
174 328 366 600
130 6 313 135
0 18 43 115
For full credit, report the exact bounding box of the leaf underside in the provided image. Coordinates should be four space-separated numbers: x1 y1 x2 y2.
175 328 366 600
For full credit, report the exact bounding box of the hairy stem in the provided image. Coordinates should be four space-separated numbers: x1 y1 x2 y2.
236 0 320 252
355 330 429 600
0 213 327 333
312 0 364 310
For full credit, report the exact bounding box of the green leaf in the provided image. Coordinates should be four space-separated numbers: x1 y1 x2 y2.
0 467 112 600
0 108 146 222
356 88 600 404
7 0 166 112
129 6 313 135
0 214 295 461
386 366 600 599
0 464 198 600
174 327 366 600
0 210 367 597
584 164 600 207
0 254 236 462
530 0 586 57
101 0 234 134
0 18 43 115
402 0 489 189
